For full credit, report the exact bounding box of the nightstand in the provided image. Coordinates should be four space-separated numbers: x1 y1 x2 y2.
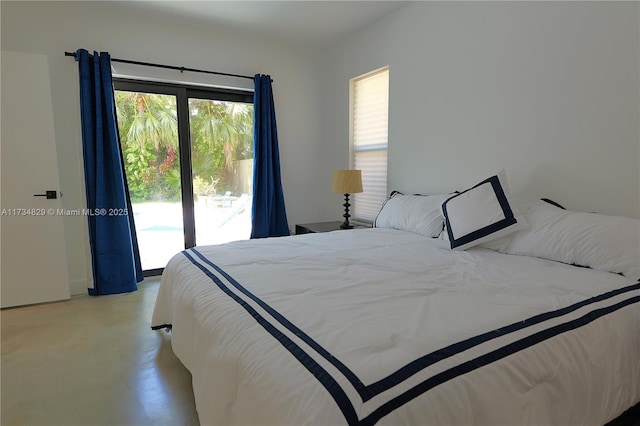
295 221 370 235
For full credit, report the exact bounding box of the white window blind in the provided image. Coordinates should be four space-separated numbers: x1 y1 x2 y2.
351 68 389 221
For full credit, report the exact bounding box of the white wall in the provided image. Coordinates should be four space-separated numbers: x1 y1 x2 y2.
319 1 640 220
1 1 325 294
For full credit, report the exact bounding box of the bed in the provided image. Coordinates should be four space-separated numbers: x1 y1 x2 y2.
152 172 640 425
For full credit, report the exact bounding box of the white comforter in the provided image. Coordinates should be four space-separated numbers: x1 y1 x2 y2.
152 228 640 425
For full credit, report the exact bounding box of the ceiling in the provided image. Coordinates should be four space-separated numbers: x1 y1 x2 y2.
129 1 410 48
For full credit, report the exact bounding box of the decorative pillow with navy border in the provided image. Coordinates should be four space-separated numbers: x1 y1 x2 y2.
441 170 527 250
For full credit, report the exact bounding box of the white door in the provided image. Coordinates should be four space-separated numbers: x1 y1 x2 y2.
1 51 70 308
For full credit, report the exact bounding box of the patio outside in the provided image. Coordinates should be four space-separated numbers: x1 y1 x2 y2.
132 194 252 270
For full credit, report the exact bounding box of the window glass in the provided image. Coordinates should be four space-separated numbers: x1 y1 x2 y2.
351 68 389 221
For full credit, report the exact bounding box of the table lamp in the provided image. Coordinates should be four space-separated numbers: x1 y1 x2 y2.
331 169 363 229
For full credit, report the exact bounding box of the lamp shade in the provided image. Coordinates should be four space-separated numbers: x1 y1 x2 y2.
332 169 363 194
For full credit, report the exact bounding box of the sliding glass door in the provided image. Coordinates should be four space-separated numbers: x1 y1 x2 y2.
114 90 184 272
189 98 254 246
114 80 253 273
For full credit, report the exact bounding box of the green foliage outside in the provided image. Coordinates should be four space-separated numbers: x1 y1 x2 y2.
115 91 254 203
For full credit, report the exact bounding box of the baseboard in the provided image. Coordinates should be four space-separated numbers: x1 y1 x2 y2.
69 280 88 296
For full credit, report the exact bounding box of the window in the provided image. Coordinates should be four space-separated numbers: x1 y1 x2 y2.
350 67 389 222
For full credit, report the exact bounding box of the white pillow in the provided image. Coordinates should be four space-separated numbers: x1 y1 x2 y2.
441 170 527 250
478 197 536 252
374 192 451 237
507 200 640 280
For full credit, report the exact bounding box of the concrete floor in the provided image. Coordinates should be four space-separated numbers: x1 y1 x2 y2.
1 279 199 426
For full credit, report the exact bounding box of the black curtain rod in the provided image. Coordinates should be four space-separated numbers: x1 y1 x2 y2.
64 51 257 81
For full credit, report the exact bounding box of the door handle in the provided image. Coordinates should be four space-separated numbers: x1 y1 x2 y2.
33 190 58 199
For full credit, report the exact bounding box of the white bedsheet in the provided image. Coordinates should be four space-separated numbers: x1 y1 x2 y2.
152 228 640 425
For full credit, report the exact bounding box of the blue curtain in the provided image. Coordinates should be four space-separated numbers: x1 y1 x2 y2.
251 74 290 238
76 49 143 295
